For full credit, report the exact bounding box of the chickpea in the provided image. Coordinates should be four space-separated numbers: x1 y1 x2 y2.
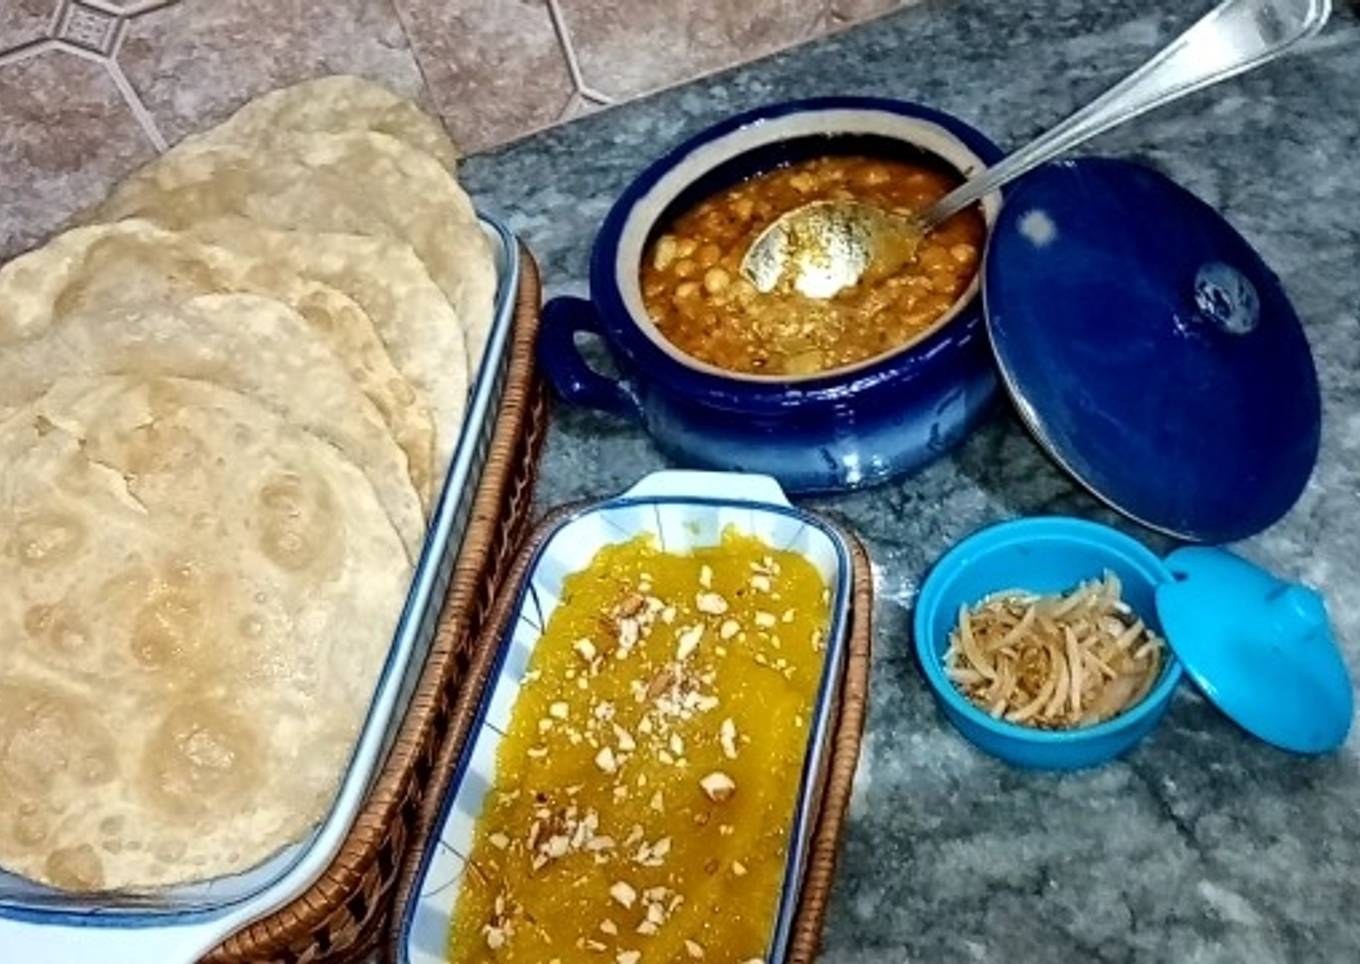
950 243 978 266
676 238 698 258
697 243 722 269
733 197 755 221
850 164 891 189
674 281 699 300
918 245 954 272
703 267 731 295
789 172 815 193
931 273 958 294
652 234 679 271
673 258 697 279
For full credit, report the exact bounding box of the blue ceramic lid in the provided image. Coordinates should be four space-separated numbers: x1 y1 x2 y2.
984 158 1321 543
1156 546 1351 754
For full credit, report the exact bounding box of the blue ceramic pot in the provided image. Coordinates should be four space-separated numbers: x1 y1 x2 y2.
539 97 1005 494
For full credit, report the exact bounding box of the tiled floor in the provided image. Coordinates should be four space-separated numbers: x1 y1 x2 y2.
0 0 911 260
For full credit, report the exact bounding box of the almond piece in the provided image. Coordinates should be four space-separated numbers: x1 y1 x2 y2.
695 592 728 615
595 746 618 774
719 718 738 759
610 880 637 909
545 834 570 858
549 701 569 720
573 638 598 662
699 771 736 802
676 624 704 660
719 619 740 640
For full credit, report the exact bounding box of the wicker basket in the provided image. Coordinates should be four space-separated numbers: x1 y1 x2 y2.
201 245 549 964
388 508 874 964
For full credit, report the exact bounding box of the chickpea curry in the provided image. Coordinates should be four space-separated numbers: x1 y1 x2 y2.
449 531 833 963
641 154 986 377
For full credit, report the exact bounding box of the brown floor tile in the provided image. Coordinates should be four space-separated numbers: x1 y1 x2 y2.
0 0 57 54
556 0 831 102
116 0 431 148
0 49 156 259
392 0 574 152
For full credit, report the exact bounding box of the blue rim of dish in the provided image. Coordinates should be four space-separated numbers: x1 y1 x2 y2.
912 516 1186 745
0 215 521 929
397 494 855 964
588 96 1003 414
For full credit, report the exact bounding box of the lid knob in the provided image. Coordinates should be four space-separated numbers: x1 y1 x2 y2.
1193 261 1259 335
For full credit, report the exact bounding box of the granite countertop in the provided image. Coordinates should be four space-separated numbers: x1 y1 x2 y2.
460 1 1360 960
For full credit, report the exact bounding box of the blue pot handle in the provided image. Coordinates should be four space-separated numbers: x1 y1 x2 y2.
539 295 643 421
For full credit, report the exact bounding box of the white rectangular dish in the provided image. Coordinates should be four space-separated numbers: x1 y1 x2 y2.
0 215 522 964
398 469 854 964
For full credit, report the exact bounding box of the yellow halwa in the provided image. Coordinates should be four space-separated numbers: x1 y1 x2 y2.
448 530 832 962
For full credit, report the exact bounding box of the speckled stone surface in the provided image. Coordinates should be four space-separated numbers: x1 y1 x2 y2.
458 1 1360 960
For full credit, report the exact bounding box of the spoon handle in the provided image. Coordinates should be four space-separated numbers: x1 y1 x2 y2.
923 0 1330 227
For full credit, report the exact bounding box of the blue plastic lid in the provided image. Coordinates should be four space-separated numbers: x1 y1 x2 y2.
1156 546 1352 754
984 158 1321 543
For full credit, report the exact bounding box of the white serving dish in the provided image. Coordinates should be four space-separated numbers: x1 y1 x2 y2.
398 470 854 964
0 215 521 964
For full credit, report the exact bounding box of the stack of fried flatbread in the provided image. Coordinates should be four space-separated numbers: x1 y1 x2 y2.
0 77 496 892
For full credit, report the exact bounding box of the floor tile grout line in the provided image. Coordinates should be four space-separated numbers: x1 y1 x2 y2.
544 0 614 105
82 0 173 15
554 89 586 123
383 0 454 145
47 0 71 37
0 37 59 68
105 56 168 152
49 39 108 65
109 11 129 61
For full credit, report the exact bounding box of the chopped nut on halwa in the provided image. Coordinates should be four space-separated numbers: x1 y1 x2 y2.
695 591 728 614
685 939 706 958
719 718 738 759
699 771 736 802
609 880 637 909
676 624 704 660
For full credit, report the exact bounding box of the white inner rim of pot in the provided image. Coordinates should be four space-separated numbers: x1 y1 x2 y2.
616 108 1001 383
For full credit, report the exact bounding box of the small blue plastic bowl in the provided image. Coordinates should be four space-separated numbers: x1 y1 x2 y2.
914 517 1185 769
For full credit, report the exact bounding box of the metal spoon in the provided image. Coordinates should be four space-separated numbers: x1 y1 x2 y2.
742 0 1330 299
